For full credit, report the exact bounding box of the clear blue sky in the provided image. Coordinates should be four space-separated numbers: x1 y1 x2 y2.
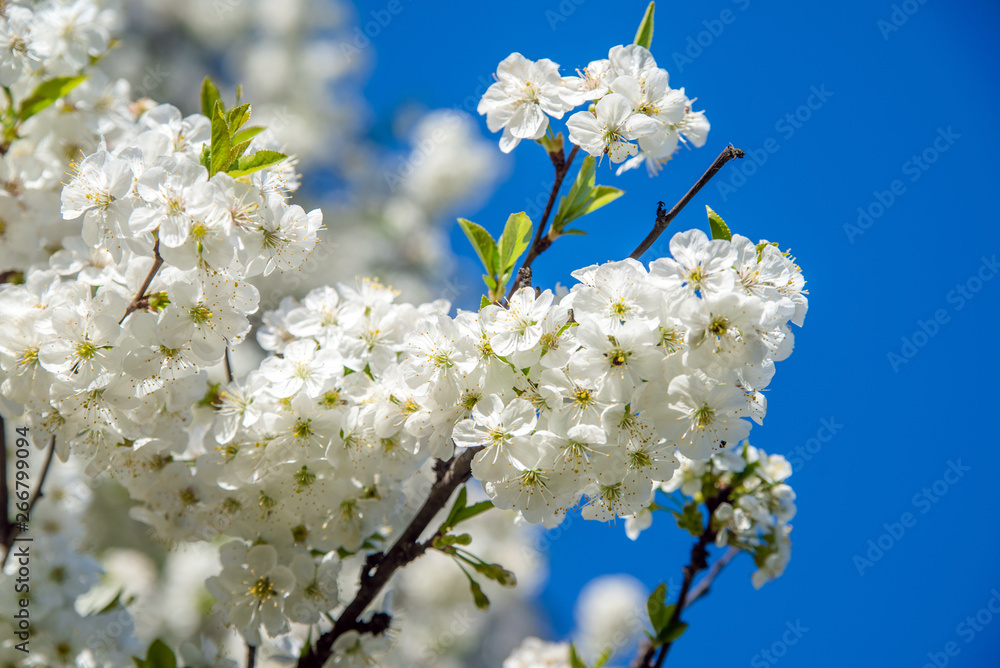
351 0 1000 665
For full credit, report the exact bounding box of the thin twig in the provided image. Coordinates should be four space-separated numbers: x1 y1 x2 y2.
246 645 256 668
633 484 734 668
224 347 234 384
297 446 483 668
685 546 739 608
1 435 56 568
119 238 164 324
507 145 580 298
628 145 744 260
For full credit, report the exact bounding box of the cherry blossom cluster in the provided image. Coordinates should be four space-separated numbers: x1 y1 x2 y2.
0 0 132 274
478 44 709 174
654 443 797 589
0 460 141 666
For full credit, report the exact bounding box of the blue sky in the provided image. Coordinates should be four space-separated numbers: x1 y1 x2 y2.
352 0 1000 665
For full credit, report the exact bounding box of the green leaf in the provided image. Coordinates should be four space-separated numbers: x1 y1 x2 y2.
209 102 231 176
451 500 495 528
226 102 251 132
583 185 625 215
201 76 222 118
480 295 491 310
458 218 499 275
17 75 87 121
553 156 596 232
634 2 655 49
496 212 533 275
707 205 732 241
647 583 671 632
226 149 287 177
569 643 587 668
144 640 177 668
232 125 266 145
561 229 587 236
229 139 252 164
551 158 624 234
656 620 688 644
443 486 468 530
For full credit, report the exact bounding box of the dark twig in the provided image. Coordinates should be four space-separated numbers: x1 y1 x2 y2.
297 446 483 668
120 238 164 324
246 645 256 668
224 347 234 384
629 145 744 260
1 435 56 568
633 484 734 668
685 546 739 608
507 145 580 298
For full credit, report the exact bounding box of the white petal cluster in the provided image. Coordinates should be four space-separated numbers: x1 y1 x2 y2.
660 443 797 589
479 45 709 175
0 459 141 666
0 0 133 274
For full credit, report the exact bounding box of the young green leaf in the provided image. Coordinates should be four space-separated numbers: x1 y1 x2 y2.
144 639 177 668
229 139 252 164
569 643 588 668
443 486 469 530
232 125 266 145
634 2 655 50
480 295 491 310
707 205 732 241
458 218 499 275
551 157 624 234
17 75 87 121
656 620 688 644
496 212 533 274
201 76 222 118
226 149 287 177
226 102 251 132
209 102 232 176
553 156 597 232
449 500 495 527
647 583 671 632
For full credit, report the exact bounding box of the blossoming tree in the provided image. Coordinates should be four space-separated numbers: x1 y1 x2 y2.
0 3 806 667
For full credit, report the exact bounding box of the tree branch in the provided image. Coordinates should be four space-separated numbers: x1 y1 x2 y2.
628 145 744 260
296 445 483 668
684 546 739 608
119 237 164 324
633 484 734 668
1 435 56 568
507 145 579 298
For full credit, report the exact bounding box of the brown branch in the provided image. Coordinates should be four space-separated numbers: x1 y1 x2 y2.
633 484 734 668
224 347 234 384
685 546 739 608
507 145 580 299
119 238 164 324
1 435 56 568
296 445 483 668
246 645 256 668
628 145 744 261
